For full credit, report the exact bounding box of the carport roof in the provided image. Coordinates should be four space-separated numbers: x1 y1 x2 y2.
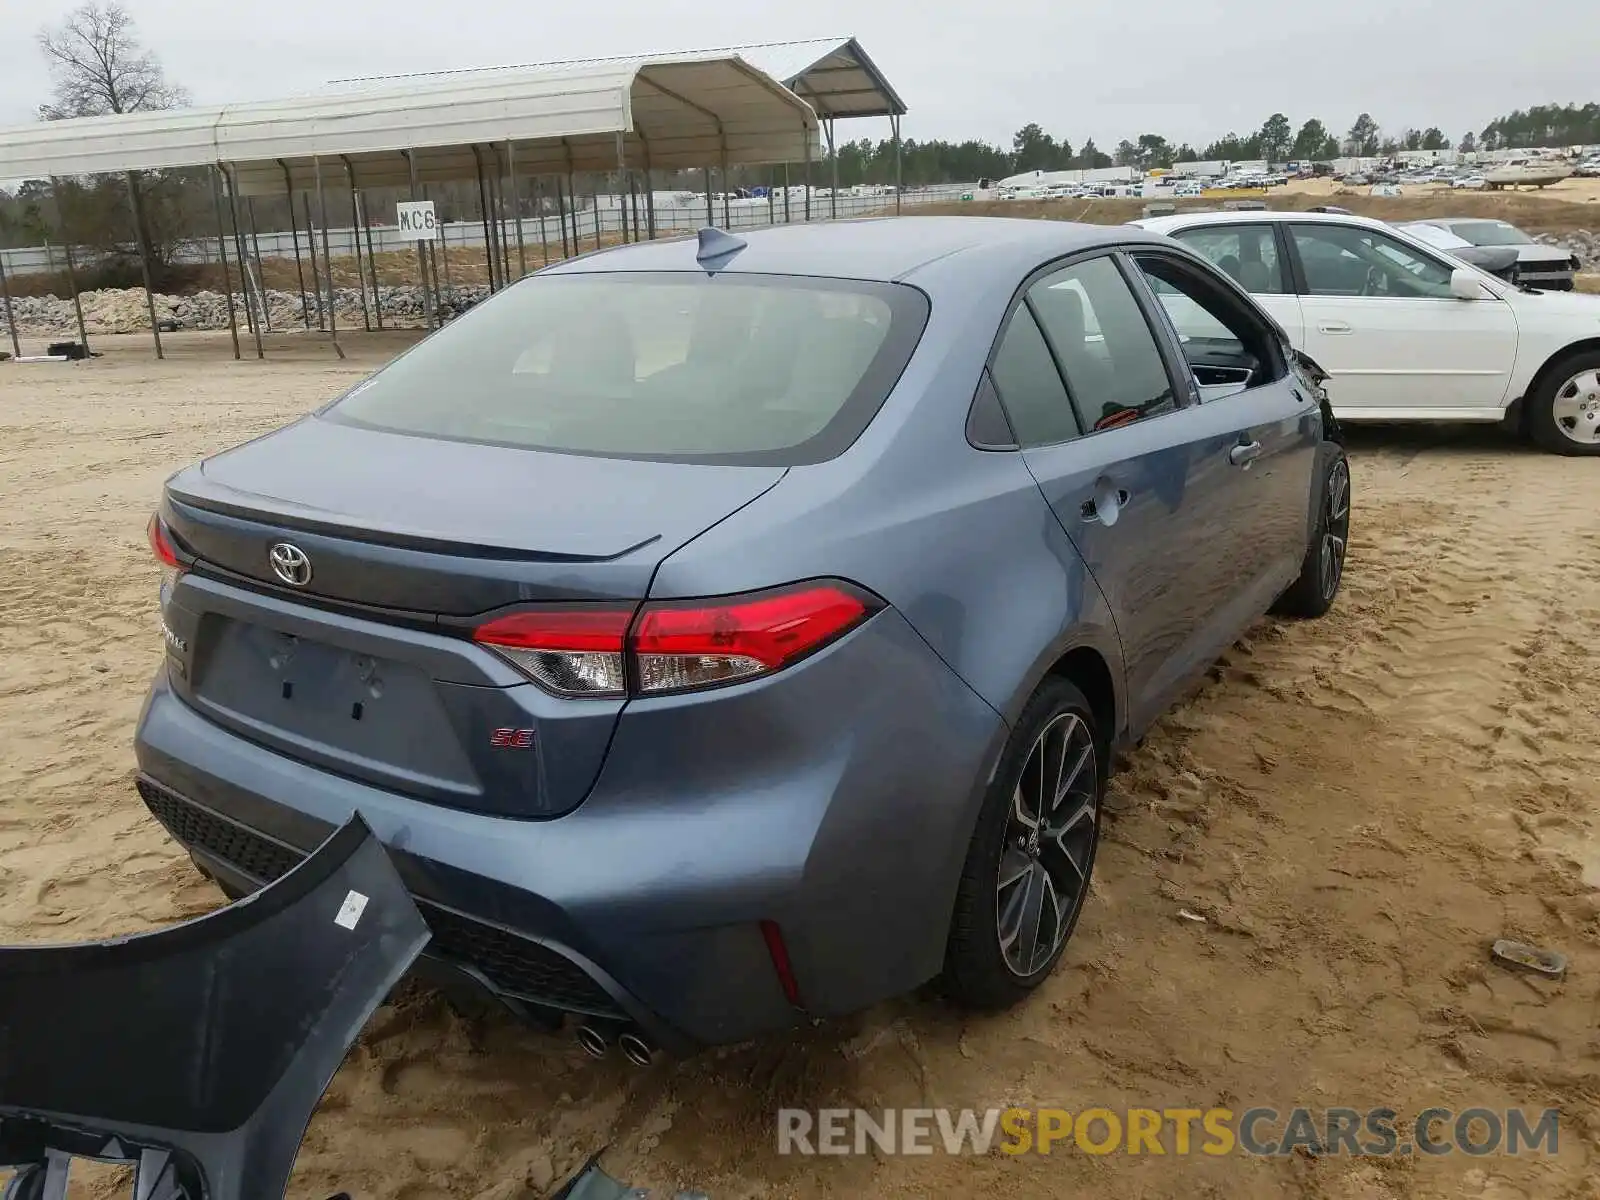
325 37 908 121
0 48 834 195
737 37 907 121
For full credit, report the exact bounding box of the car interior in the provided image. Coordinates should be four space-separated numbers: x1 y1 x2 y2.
1133 252 1287 400
1288 226 1455 299
1171 226 1286 296
1029 260 1176 432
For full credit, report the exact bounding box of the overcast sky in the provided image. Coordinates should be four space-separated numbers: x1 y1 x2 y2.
0 0 1593 150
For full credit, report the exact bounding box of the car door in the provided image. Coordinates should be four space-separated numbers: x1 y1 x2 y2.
1126 245 1320 605
988 251 1265 734
1282 221 1520 416
1162 222 1304 345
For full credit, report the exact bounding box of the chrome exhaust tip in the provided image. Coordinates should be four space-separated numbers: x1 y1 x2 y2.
575 1024 609 1059
617 1031 655 1067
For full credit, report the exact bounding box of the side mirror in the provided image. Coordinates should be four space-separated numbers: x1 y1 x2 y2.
1450 268 1485 300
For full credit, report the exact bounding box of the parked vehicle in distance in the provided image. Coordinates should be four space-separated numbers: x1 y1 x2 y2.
1403 218 1580 291
135 217 1352 1055
1133 209 1600 454
1399 221 1523 282
1452 175 1488 189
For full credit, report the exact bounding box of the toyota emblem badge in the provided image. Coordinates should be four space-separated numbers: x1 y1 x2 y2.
268 542 313 587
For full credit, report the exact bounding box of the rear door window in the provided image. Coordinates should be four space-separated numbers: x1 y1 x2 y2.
325 272 929 465
1027 255 1178 433
1166 224 1288 294
989 307 1081 446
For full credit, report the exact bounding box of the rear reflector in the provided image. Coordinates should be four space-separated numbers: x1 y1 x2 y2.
471 580 879 700
760 919 803 1007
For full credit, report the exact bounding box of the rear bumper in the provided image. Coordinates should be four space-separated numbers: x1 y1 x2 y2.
133 774 678 1040
133 607 1008 1048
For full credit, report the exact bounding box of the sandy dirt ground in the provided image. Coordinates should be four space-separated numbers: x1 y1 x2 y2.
2 333 1599 1200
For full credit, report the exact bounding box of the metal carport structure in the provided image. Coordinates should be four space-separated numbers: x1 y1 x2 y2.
0 50 827 360
337 38 911 222
735 38 910 220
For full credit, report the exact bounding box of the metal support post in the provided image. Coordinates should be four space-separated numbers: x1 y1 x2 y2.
280 161 311 328
313 157 344 359
208 167 241 359
124 171 163 358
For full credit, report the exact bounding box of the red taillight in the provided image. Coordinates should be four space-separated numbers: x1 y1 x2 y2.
471 581 878 700
473 608 631 698
632 584 872 694
148 513 181 570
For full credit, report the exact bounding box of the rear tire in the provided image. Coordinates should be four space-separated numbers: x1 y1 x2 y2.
1527 349 1600 456
1274 442 1350 619
944 677 1104 1011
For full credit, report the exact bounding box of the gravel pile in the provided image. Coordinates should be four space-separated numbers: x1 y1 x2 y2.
0 285 492 336
1534 230 1597 260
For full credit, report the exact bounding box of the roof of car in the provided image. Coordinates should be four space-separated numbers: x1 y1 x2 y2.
539 215 1171 283
1133 209 1397 235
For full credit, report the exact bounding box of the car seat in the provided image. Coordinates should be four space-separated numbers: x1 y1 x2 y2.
1237 257 1273 293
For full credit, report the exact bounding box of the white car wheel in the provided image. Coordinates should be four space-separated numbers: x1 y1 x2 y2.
1529 352 1600 456
1550 367 1600 448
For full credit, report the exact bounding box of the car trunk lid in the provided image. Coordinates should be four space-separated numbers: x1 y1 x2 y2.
159 417 785 817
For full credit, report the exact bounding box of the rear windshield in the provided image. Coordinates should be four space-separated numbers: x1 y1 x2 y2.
1449 221 1530 247
323 271 929 465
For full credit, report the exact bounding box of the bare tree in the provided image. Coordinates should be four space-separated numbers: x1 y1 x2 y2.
36 2 192 290
38 2 188 119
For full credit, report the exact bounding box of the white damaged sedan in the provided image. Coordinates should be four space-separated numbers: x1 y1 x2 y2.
1133 209 1600 455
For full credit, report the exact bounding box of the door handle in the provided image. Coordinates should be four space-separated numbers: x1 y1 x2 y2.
1229 440 1263 467
1080 488 1131 524
1317 320 1353 335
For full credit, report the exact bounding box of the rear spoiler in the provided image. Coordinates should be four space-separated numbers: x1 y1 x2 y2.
0 815 429 1200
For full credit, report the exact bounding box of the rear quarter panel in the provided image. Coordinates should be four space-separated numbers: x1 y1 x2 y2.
645 265 1127 734
639 290 1128 1003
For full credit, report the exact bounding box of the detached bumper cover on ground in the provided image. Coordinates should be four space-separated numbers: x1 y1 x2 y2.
0 820 707 1200
0 816 429 1200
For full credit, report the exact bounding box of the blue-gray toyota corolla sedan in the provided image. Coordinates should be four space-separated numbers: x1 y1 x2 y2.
135 216 1350 1059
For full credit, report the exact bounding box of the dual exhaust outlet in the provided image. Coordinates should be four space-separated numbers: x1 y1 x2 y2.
575 1022 656 1067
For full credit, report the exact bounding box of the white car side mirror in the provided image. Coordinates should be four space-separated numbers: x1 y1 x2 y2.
1450 268 1485 300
